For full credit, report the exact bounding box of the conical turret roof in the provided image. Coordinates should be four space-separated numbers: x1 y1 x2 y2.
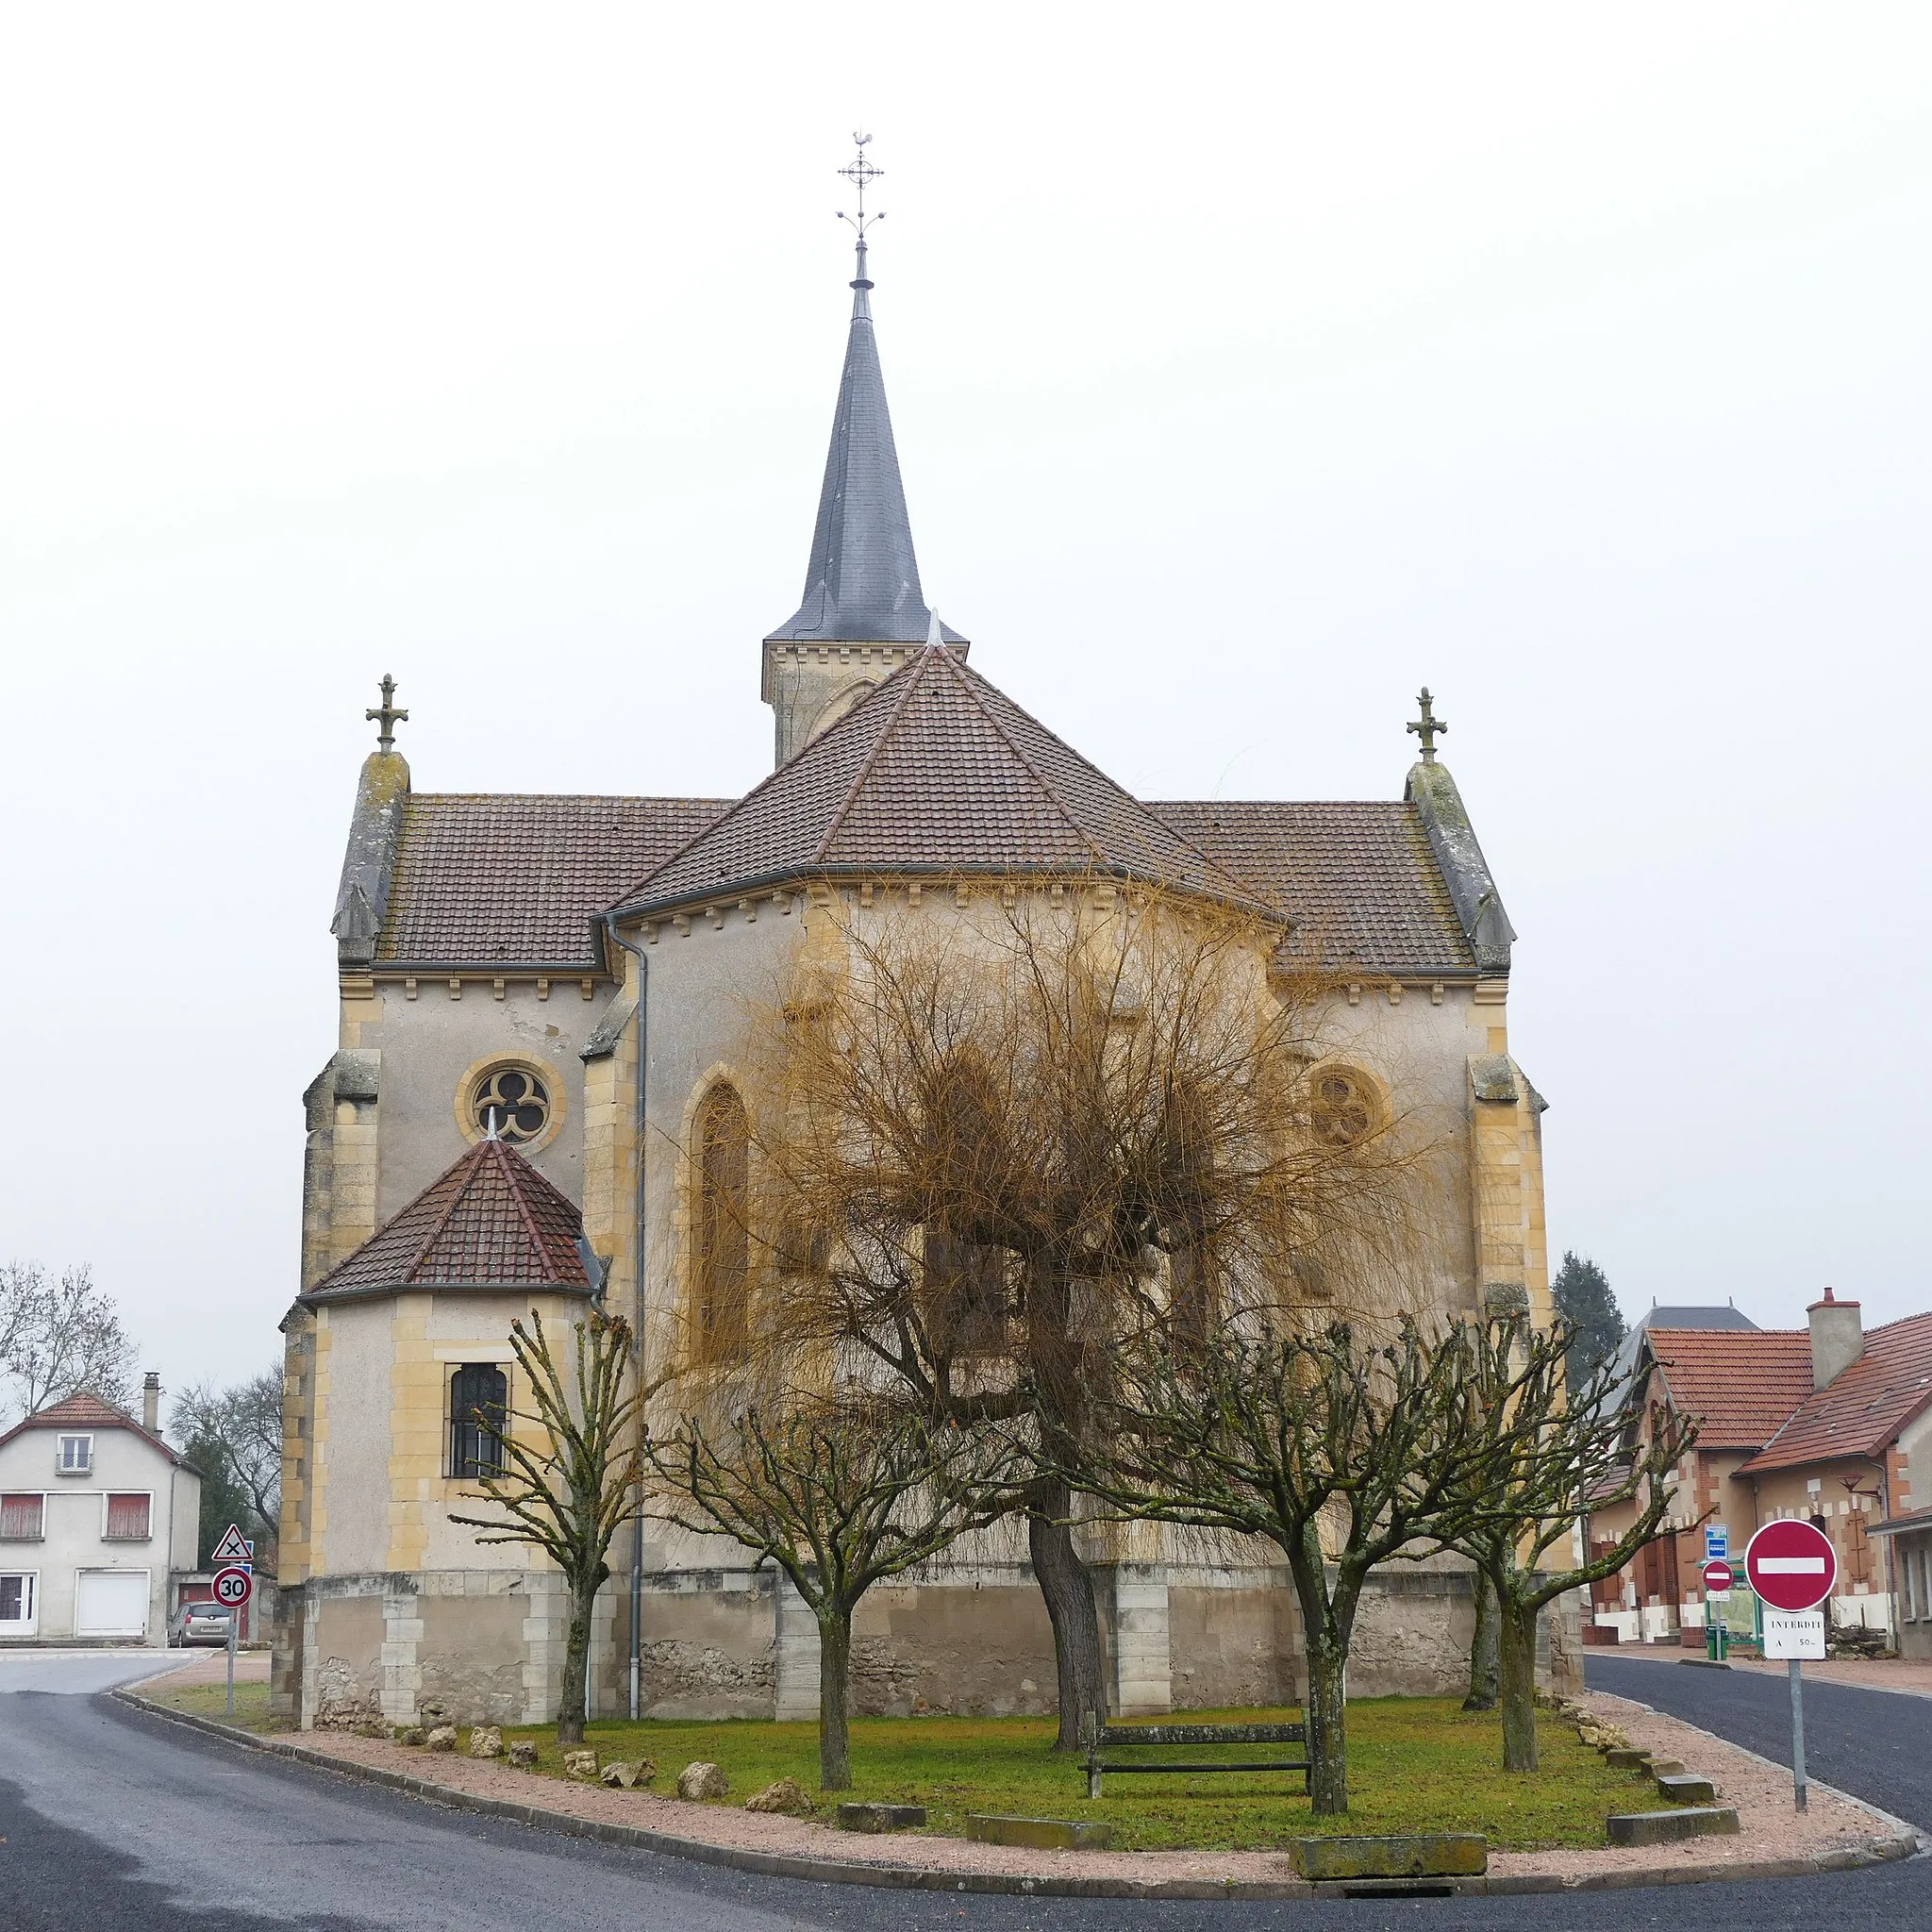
613 646 1252 914
302 1137 593 1304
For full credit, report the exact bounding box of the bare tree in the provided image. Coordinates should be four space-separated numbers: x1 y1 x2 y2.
171 1365 283 1565
746 878 1424 1747
647 1391 1024 1789
0 1261 138 1422
451 1307 649 1746
1453 1314 1699 1772
1069 1314 1494 1815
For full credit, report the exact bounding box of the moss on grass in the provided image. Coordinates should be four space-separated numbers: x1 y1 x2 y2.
491 1699 1635 1851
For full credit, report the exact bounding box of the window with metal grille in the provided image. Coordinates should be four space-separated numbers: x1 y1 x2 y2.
0 1494 43 1541
694 1084 750 1361
57 1434 92 1474
449 1364 508 1479
104 1492 151 1540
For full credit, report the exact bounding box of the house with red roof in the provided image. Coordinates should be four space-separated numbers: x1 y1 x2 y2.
1587 1289 1932 1657
0 1385 201 1646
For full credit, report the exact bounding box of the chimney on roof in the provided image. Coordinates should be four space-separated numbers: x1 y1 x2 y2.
1807 1287 1862 1391
142 1371 161 1435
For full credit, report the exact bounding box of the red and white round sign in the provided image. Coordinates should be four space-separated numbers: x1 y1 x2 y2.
1743 1519 1836 1613
1702 1558 1734 1594
210 1564 253 1608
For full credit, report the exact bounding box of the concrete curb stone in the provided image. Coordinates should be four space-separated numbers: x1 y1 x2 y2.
109 1690 1924 1902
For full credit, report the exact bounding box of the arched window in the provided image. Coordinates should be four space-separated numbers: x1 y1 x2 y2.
695 1084 751 1360
449 1363 508 1478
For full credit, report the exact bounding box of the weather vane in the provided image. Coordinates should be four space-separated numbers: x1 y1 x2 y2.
835 132 884 289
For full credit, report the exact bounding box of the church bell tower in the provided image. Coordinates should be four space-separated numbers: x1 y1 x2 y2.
762 136 966 767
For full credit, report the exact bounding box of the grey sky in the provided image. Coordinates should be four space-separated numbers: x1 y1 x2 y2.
2 6 1927 1400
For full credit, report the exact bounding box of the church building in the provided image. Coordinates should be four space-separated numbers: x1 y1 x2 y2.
272 164 1558 1729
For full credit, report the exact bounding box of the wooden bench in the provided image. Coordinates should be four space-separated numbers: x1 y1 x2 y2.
1077 1713 1309 1800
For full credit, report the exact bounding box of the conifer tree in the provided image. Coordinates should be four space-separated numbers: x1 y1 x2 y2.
1551 1251 1624 1387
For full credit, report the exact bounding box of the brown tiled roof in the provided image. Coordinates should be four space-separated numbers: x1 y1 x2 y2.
615 648 1253 914
0 1390 188 1465
305 1138 593 1303
1150 801 1476 975
1644 1328 1816 1450
1739 1313 1932 1474
375 794 729 968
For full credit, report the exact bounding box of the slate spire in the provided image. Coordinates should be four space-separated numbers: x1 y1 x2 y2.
767 141 962 646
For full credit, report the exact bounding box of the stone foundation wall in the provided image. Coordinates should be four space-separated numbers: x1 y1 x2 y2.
274 1559 1578 1730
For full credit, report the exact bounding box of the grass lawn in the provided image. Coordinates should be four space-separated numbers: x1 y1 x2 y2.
491 1700 1641 1851
141 1678 282 1734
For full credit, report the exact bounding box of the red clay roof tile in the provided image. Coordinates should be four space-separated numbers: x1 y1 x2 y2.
1644 1328 1816 1450
1739 1312 1932 1474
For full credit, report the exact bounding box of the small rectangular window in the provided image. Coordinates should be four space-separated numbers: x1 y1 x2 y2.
0 1494 44 1541
57 1434 92 1474
449 1364 509 1479
0 1573 34 1627
104 1493 152 1541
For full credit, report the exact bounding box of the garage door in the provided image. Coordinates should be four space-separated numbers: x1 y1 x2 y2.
75 1569 150 1638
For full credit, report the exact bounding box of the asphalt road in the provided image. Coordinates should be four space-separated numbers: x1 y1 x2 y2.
0 1650 1925 1931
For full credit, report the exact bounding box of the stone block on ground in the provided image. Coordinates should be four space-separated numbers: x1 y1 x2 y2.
425 1725 458 1753
1656 1772 1717 1805
677 1761 730 1801
1607 1807 1740 1847
469 1726 504 1759
393 1726 425 1747
1289 1835 1488 1881
563 1749 599 1780
1603 1747 1654 1772
965 1814 1112 1852
745 1777 813 1816
836 1802 928 1833
508 1740 539 1769
1645 1758 1686 1778
353 1721 389 1740
601 1759 654 1790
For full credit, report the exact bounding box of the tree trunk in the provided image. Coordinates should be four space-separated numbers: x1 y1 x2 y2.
817 1607 854 1790
1463 1567 1500 1712
1029 1480 1108 1751
557 1575 594 1746
1302 1633 1349 1815
1497 1592 1541 1773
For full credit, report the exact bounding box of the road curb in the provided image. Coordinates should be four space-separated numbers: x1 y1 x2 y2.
108 1690 1924 1902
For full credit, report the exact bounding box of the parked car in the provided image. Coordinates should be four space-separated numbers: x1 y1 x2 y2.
173 1605 234 1647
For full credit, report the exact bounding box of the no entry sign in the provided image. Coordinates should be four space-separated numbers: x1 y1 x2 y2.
211 1564 254 1609
1744 1519 1837 1614
1702 1558 1734 1596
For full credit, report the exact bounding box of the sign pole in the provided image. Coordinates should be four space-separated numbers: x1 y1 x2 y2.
226 1602 237 1718
1789 1657 1807 1811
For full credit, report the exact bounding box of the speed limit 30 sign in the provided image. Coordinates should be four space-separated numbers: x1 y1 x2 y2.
210 1564 253 1609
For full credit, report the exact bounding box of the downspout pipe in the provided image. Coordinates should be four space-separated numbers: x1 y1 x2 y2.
603 911 649 1722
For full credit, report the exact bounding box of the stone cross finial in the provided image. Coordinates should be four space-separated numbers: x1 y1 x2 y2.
1407 687 1447 763
366 674 408 752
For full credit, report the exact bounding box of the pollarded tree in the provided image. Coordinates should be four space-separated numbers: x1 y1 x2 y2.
1068 1313 1494 1815
450 1307 650 1746
645 1391 1026 1790
747 878 1425 1749
1452 1313 1697 1772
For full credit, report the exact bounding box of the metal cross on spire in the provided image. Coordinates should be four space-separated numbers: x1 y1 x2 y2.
366 674 408 752
1407 687 1448 762
835 132 885 290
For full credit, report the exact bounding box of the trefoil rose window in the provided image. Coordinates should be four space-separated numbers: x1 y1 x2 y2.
1310 1069 1377 1149
104 1492 152 1541
449 1364 509 1479
471 1066 551 1144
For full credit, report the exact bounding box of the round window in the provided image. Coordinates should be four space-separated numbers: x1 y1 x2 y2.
1310 1068 1376 1148
472 1065 552 1144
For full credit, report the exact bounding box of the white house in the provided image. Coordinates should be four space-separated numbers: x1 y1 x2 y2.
0 1386 201 1646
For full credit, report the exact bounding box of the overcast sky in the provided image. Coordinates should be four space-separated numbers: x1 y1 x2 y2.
3 6 1928 1403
